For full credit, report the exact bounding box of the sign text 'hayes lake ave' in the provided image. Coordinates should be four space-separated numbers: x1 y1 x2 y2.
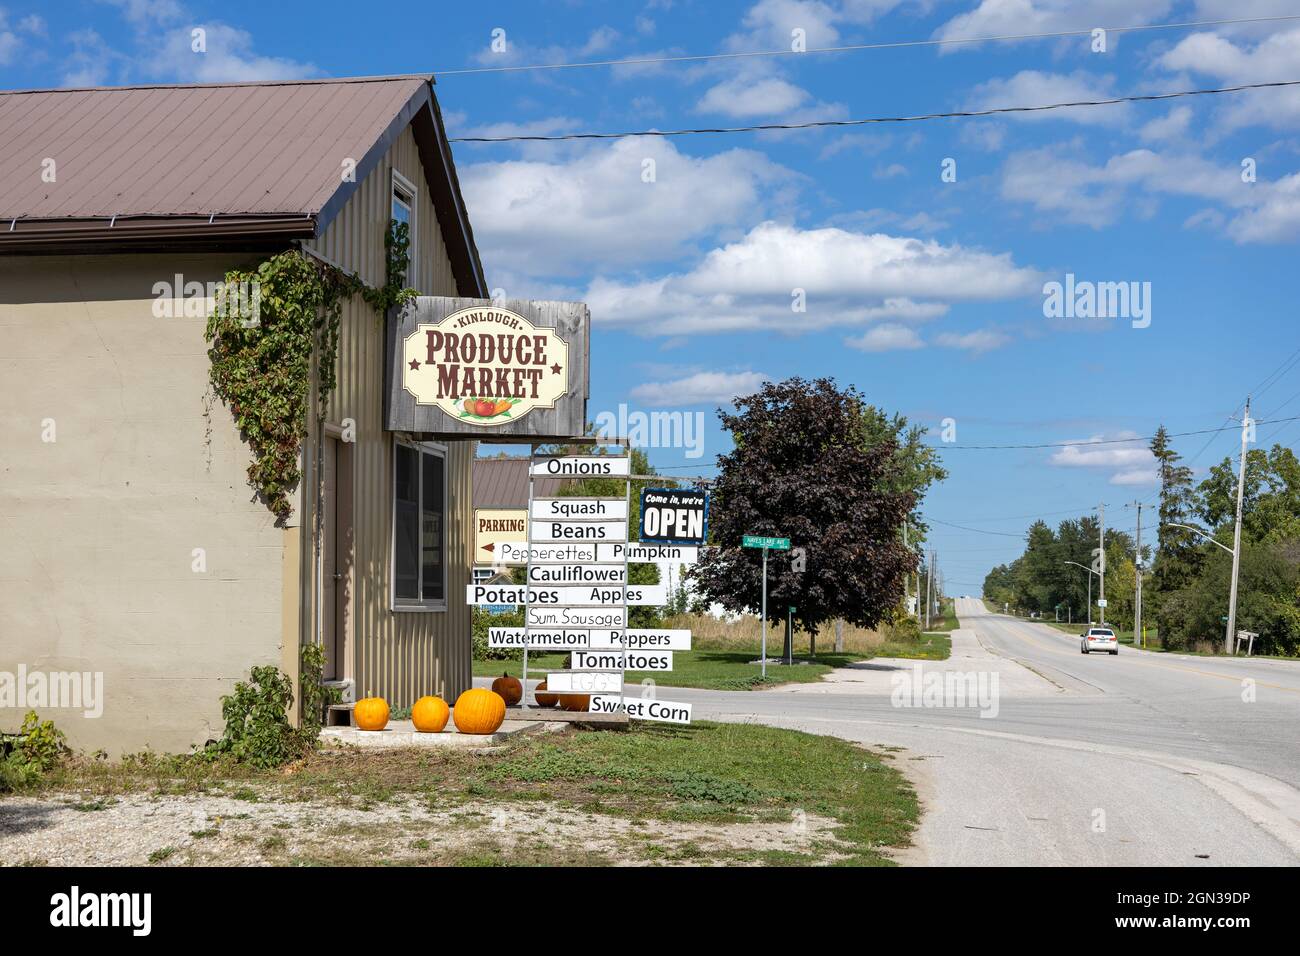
742 534 790 550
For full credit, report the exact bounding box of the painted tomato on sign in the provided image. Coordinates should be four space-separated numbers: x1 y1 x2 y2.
402 306 570 427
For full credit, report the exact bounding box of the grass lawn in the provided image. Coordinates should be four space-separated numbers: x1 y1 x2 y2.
21 723 919 867
924 599 959 633
475 621 951 691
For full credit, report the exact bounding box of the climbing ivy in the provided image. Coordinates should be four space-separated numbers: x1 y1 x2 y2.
206 220 416 520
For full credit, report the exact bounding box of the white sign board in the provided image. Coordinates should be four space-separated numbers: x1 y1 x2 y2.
530 520 627 543
495 541 700 566
531 498 628 521
467 584 667 606
527 564 626 585
589 628 693 650
530 456 630 477
545 672 624 694
1097 599 1108 608
573 650 673 671
488 628 590 649
601 543 700 563
590 696 693 724
527 605 625 628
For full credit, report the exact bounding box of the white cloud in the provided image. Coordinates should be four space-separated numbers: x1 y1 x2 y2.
583 220 1037 334
1139 105 1193 142
62 3 317 84
999 143 1300 240
460 137 797 277
934 1 1174 49
145 23 318 82
697 74 810 117
845 323 925 352
874 162 909 179
472 25 623 68
0 30 18 67
1158 26 1300 131
934 329 1011 353
1111 468 1159 485
630 370 770 406
968 70 1129 126
1050 433 1157 485
1227 171 1300 242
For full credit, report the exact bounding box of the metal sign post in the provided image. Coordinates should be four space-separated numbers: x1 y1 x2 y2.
742 535 790 680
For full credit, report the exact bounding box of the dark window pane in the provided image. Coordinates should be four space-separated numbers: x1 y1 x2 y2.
394 444 419 601
421 451 445 601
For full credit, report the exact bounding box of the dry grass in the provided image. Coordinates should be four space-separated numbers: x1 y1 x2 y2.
664 613 896 655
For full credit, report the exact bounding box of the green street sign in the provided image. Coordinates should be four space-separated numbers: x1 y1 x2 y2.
743 534 790 550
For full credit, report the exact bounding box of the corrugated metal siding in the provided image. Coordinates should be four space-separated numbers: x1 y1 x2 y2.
303 126 472 706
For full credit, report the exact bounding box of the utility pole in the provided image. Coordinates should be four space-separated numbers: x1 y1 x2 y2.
903 522 912 617
1133 501 1143 649
1226 399 1251 655
1098 502 1106 623
925 550 934 630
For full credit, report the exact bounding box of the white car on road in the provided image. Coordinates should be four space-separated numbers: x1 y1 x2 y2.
1080 626 1118 655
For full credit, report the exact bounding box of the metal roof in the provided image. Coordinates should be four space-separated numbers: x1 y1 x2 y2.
473 458 571 510
0 76 427 220
0 75 487 295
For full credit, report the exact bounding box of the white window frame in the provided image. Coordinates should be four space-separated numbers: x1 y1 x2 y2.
391 169 417 288
391 438 447 612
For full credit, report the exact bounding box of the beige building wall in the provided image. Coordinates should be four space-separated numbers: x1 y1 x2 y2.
0 253 288 754
0 127 477 755
305 124 476 708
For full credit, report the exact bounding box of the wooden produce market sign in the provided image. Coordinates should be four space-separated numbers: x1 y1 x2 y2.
387 297 589 440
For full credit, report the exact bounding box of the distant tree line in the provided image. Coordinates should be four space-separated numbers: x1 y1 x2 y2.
983 426 1300 656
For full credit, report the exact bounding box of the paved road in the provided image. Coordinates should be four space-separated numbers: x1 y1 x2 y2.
641 598 1300 866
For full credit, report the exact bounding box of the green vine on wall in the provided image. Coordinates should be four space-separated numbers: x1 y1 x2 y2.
206 220 416 520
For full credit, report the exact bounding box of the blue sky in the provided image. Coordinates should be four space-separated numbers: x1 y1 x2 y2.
4 0 1300 590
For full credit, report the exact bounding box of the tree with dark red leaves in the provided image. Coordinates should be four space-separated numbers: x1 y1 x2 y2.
692 377 921 636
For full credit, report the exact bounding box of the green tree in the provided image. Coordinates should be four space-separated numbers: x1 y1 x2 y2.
692 377 919 634
1148 425 1201 647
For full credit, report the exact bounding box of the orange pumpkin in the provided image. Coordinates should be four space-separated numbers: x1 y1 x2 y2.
491 672 523 706
454 688 506 735
353 697 390 731
533 680 559 707
558 693 590 712
411 695 450 733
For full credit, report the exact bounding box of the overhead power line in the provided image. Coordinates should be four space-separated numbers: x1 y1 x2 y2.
448 79 1300 142
927 518 1028 538
928 415 1300 450
435 15 1300 76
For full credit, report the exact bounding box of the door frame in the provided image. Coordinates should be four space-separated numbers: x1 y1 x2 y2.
321 425 355 684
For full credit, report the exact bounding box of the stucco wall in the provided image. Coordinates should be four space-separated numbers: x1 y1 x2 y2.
0 253 289 754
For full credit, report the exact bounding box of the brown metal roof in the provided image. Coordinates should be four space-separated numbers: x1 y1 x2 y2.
0 76 425 220
0 76 488 295
473 458 571 510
